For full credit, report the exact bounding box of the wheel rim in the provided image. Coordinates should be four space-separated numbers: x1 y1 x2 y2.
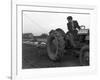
50 38 58 55
47 36 58 60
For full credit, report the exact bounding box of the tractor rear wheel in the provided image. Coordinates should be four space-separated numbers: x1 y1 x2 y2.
47 30 65 61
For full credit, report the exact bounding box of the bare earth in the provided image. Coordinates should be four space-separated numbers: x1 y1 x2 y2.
22 44 81 69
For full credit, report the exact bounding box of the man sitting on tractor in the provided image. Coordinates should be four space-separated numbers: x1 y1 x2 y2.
67 16 81 40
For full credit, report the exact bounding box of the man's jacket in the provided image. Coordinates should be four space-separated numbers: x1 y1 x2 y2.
67 20 80 32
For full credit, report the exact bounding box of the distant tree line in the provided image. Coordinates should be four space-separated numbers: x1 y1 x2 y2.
23 33 48 39
40 33 48 38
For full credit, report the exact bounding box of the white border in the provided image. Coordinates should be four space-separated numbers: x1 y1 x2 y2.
12 2 97 80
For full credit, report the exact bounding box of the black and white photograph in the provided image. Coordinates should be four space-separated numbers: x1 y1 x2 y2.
0 0 99 79
22 10 90 69
10 1 98 80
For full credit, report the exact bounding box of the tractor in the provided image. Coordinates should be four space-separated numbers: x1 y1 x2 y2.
47 25 89 66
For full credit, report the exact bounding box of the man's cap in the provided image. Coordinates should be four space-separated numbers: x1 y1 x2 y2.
67 16 73 20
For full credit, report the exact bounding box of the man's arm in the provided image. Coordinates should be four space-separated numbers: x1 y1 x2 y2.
75 21 81 30
67 23 71 31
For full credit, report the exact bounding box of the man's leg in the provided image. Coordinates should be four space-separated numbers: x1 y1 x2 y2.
72 30 79 41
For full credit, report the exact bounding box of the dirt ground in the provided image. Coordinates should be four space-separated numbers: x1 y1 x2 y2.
22 44 81 69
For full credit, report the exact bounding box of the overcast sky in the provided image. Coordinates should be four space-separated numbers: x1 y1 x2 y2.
23 11 90 36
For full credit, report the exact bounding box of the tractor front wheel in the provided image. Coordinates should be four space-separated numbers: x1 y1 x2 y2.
79 45 89 66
